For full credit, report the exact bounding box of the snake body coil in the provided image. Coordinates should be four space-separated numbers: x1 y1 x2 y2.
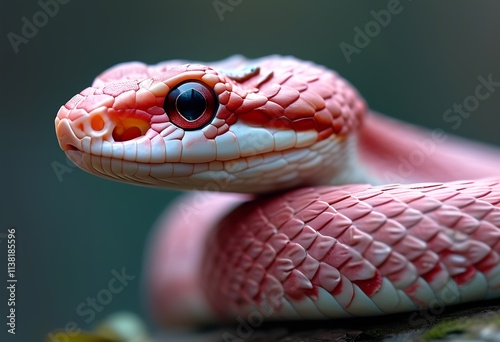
54 56 500 326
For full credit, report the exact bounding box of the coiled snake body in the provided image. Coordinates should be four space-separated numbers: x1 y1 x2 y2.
55 56 500 326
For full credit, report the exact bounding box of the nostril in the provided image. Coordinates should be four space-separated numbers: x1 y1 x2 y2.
90 115 105 131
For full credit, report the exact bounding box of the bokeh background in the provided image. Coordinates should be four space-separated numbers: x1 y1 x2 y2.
1 1 500 341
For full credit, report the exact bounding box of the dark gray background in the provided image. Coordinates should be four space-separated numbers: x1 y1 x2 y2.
1 1 499 341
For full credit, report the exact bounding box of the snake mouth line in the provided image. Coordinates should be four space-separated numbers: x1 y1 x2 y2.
63 133 358 194
65 150 217 188
63 143 79 151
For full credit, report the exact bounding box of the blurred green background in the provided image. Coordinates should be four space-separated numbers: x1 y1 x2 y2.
1 1 499 341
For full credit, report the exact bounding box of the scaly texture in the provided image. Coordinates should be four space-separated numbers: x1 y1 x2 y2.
55 56 367 193
54 55 500 326
202 180 500 320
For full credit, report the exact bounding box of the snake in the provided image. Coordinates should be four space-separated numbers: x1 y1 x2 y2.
54 55 500 327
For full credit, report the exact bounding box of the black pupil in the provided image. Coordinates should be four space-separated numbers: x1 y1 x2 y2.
176 89 206 121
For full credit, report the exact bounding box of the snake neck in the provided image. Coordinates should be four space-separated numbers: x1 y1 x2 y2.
320 134 376 186
358 112 500 184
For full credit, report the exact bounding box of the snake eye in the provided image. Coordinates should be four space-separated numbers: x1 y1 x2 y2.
164 81 218 130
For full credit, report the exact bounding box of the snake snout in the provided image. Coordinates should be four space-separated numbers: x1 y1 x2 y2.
55 116 81 152
55 102 153 155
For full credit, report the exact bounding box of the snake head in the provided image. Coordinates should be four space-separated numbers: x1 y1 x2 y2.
55 56 367 193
